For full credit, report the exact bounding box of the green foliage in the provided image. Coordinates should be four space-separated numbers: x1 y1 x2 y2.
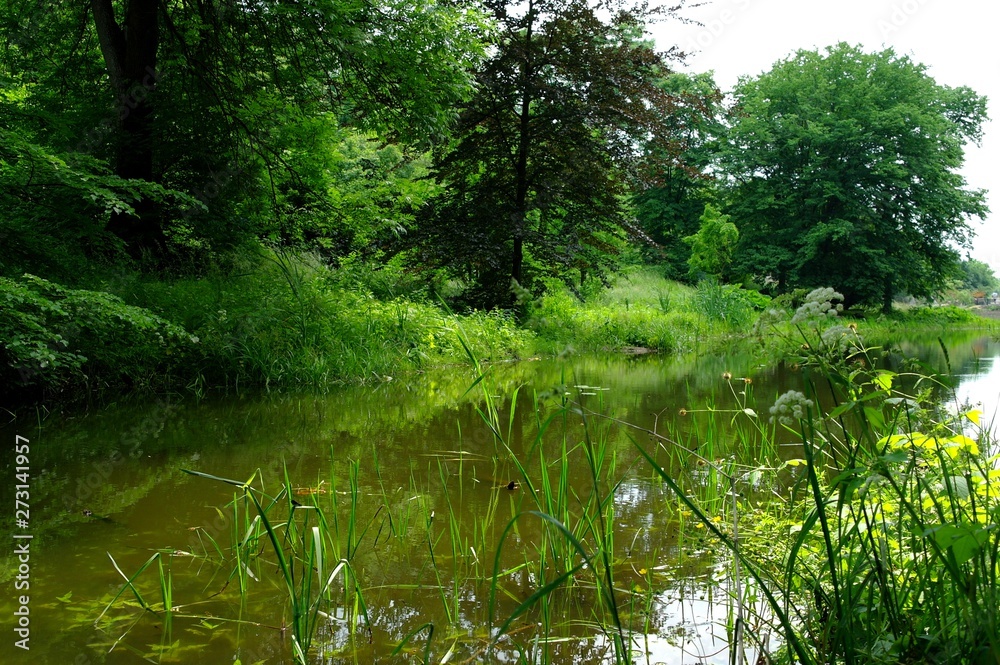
327 250 432 301
524 270 704 353
517 268 778 352
114 250 533 388
3 0 490 260
632 71 725 278
0 100 202 277
683 204 739 280
689 279 768 329
0 274 197 398
415 0 692 308
895 304 980 325
959 258 1000 291
725 43 988 312
0 247 539 404
650 289 1000 664
261 120 441 260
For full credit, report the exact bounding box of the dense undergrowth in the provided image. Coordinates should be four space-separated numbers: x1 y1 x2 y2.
1 250 990 407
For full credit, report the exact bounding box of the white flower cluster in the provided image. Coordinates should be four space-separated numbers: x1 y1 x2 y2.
769 390 814 425
791 287 844 325
820 324 860 353
751 307 787 335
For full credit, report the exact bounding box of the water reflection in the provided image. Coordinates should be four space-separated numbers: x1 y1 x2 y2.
954 352 1000 430
0 333 997 664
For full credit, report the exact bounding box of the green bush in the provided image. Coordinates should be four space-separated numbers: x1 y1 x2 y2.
526 278 704 353
902 304 979 324
0 274 197 398
689 279 769 329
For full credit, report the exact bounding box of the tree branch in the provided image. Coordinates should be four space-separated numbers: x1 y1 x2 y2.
90 0 126 91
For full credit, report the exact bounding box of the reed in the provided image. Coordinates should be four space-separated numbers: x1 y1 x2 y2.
159 467 375 663
633 288 1000 664
454 325 634 662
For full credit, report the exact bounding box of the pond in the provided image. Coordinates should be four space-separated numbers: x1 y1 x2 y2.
2 331 998 664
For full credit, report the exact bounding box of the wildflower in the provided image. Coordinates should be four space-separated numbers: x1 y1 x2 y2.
769 390 814 425
791 287 845 324
743 377 752 384
722 371 733 381
679 408 688 416
818 324 862 354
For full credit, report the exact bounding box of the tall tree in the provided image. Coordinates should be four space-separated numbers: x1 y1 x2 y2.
90 0 162 250
723 43 988 311
633 71 724 281
416 0 691 308
959 258 999 292
3 0 488 261
683 203 738 281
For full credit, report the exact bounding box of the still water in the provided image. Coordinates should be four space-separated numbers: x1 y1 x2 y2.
2 332 997 664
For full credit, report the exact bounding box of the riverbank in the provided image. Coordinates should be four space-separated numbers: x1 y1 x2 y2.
2 253 993 410
3 314 996 664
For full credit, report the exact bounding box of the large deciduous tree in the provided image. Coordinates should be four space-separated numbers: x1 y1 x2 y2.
724 43 988 311
3 0 488 261
415 0 692 308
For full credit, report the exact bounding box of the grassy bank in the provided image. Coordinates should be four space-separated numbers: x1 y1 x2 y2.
651 290 1000 664
1 255 993 407
1 250 532 404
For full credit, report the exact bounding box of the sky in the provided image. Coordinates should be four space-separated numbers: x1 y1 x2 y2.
647 0 1000 273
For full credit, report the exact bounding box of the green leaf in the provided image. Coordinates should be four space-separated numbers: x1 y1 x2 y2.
874 370 894 393
926 523 989 565
863 406 885 430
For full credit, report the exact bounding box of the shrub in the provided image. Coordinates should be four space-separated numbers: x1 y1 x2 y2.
689 279 768 329
0 274 197 398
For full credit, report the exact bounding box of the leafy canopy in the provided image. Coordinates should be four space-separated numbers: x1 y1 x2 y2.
414 0 695 308
723 43 988 311
632 71 725 280
0 0 491 265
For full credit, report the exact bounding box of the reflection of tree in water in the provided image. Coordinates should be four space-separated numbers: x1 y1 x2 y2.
12 334 995 663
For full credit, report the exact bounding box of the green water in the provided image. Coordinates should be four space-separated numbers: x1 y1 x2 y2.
2 332 997 664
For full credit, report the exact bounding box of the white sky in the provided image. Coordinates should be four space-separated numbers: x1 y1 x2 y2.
648 0 1000 273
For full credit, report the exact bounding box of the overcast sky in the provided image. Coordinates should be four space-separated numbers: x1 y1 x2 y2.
648 0 1000 273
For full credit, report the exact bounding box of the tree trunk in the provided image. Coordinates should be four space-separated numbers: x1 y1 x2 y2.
510 0 535 292
91 0 164 260
882 276 894 314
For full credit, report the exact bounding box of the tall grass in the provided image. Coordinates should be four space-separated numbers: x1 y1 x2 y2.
101 248 535 389
454 318 659 664
637 288 1000 664
526 268 773 355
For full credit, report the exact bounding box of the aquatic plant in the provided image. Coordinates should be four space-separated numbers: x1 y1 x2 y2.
638 289 1000 664
91 287 997 664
